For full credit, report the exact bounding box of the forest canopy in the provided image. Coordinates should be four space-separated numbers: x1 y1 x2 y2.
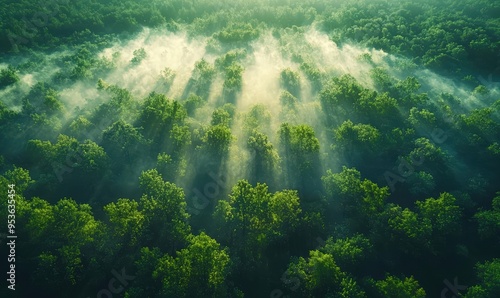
0 0 499 297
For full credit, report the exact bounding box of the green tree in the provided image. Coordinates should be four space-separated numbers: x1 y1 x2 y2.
246 130 280 186
319 74 364 125
137 92 187 154
30 198 102 293
211 108 231 126
93 80 138 129
322 167 388 232
215 22 259 42
381 204 432 255
27 135 109 198
474 193 500 240
370 67 394 93
68 116 93 140
356 91 398 123
0 65 20 88
139 169 191 252
183 93 205 116
131 47 147 64
279 123 321 198
214 180 301 262
215 49 247 70
202 123 234 156
103 198 145 247
156 152 186 182
406 171 435 197
22 82 64 119
280 68 301 97
332 120 381 163
320 234 372 269
191 59 216 96
280 90 298 110
464 259 500 298
153 232 231 297
415 192 462 243
405 137 450 180
222 62 244 102
371 275 426 298
101 120 148 168
243 105 271 133
286 250 366 297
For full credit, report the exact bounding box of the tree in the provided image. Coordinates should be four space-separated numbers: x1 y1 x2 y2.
125 247 163 298
68 116 93 140
215 22 259 43
213 180 301 262
300 62 323 90
153 232 231 297
93 80 138 130
406 171 436 197
131 47 147 64
407 107 436 130
17 197 53 241
202 123 234 157
416 192 462 241
103 198 145 247
278 123 321 199
211 108 231 126
286 250 366 297
137 92 187 154
101 120 148 168
320 234 372 270
319 74 364 125
139 169 191 252
332 120 381 163
457 107 500 157
215 50 246 70
22 82 64 116
27 135 109 198
371 275 426 298
29 198 102 293
221 62 244 102
280 89 298 109
356 91 398 123
246 130 279 186
280 68 301 97
243 105 271 134
404 137 450 180
322 167 388 232
156 152 186 182
369 68 394 94
50 198 100 248
474 193 500 240
0 65 20 88
393 76 428 107
183 93 205 116
191 59 216 96
381 204 432 255
464 259 500 298
1 166 34 194
138 92 186 138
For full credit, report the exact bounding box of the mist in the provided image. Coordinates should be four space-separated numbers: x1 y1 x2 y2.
2 25 497 199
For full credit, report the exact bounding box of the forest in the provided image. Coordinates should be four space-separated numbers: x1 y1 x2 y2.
0 0 499 297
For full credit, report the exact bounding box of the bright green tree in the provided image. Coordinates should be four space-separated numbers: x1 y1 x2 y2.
153 232 231 297
371 275 426 298
139 169 191 252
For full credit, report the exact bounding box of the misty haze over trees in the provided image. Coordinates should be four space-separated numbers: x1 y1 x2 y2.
0 0 499 297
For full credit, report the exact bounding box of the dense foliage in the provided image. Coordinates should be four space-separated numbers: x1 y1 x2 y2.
1 0 499 297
